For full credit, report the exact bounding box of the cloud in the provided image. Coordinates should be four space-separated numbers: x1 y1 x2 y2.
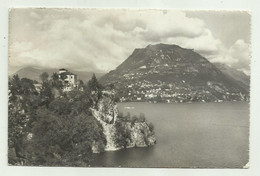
9 9 250 75
167 29 222 55
210 39 251 75
10 41 33 53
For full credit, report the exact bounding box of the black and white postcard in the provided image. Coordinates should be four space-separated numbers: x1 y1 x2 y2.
8 8 250 168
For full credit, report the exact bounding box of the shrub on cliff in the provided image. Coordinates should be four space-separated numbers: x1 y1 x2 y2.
139 113 146 122
114 120 131 148
148 122 155 133
114 112 155 148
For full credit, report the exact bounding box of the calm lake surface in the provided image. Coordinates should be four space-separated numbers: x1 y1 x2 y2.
90 102 249 168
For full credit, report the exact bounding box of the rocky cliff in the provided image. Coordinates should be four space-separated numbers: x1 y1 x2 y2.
91 92 156 152
120 121 156 148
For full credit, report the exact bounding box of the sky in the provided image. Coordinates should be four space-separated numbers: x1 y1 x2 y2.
9 9 251 75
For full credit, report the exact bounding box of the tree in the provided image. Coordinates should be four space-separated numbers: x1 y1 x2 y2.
106 83 115 90
40 82 54 107
78 79 84 90
49 97 72 115
8 104 28 162
40 72 49 83
114 121 131 148
126 112 131 121
86 74 102 92
29 108 106 166
52 72 59 81
7 73 110 166
20 78 38 96
148 122 155 132
51 72 63 90
131 115 138 126
139 113 146 122
8 74 21 101
67 90 93 115
86 74 103 107
8 75 39 165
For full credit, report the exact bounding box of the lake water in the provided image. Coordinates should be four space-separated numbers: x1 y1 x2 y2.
90 102 249 168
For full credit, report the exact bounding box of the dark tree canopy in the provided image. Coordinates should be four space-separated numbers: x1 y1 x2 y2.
20 78 38 96
86 74 103 92
8 73 107 166
40 72 49 83
8 71 156 166
51 72 63 90
40 82 54 107
78 79 84 90
8 75 40 164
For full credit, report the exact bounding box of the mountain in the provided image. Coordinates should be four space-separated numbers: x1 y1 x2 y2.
11 67 105 83
214 63 250 91
100 43 249 103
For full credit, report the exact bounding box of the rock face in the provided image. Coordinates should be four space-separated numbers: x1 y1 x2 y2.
95 94 118 124
92 111 119 151
91 92 156 151
100 43 249 103
124 122 156 148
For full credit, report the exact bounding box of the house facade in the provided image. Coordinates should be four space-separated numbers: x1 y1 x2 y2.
58 68 78 91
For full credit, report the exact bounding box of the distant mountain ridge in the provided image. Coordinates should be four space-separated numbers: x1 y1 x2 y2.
100 43 249 102
11 67 105 83
214 63 250 91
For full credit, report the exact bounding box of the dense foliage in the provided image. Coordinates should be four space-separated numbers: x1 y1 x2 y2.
8 74 106 166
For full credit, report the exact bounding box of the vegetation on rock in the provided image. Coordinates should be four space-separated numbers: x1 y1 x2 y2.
114 113 156 148
8 74 107 166
8 73 156 166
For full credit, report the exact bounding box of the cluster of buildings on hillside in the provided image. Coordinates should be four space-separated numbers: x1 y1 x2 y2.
112 62 248 103
118 79 247 103
119 80 194 103
122 63 203 82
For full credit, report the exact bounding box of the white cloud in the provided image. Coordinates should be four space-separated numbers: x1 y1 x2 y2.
210 39 250 75
9 9 250 75
10 41 33 53
167 29 222 55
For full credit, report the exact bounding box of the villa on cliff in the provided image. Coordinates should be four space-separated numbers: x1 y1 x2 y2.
58 68 78 91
